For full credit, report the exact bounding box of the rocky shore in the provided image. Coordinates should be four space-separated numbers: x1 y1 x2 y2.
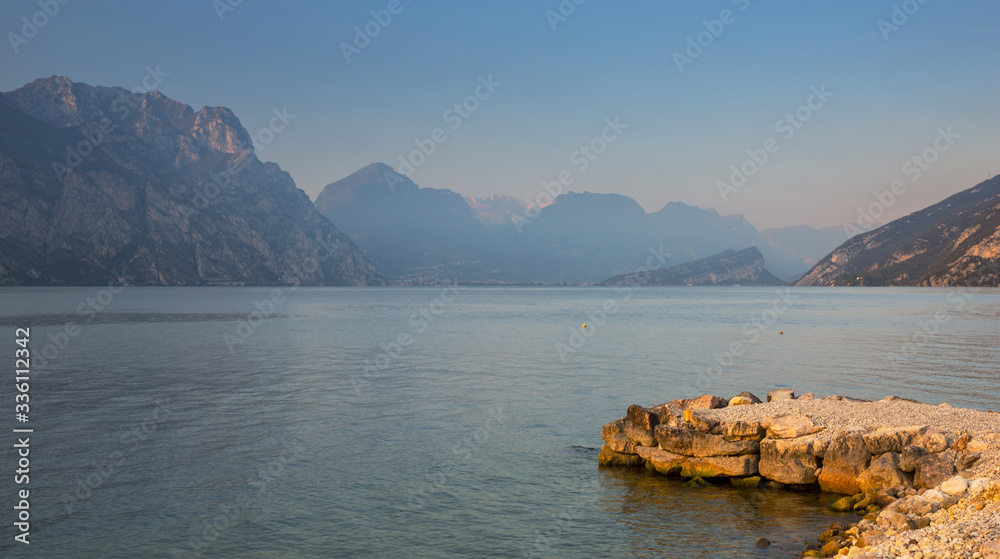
599 390 1000 558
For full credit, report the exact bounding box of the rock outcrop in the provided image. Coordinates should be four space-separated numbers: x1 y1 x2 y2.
0 77 383 286
598 391 1000 558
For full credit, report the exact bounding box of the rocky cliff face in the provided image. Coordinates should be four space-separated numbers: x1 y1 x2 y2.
601 246 784 286
795 176 1000 286
0 76 382 286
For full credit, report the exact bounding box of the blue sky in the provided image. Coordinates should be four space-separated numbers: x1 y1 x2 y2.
1 0 997 229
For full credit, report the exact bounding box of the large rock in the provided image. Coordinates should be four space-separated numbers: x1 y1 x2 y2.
920 428 954 453
732 391 762 404
679 454 759 478
912 450 957 489
655 425 759 457
983 540 1000 559
765 415 821 439
767 388 795 402
877 510 916 532
667 394 727 410
818 430 872 495
940 475 969 496
862 425 928 455
624 405 659 447
688 410 721 435
857 452 913 495
719 420 766 442
598 445 644 468
635 445 686 475
601 419 639 454
651 404 685 427
759 435 825 485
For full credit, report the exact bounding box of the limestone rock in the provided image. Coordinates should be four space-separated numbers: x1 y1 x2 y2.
598 445 644 468
920 428 954 453
688 410 721 435
818 430 872 495
911 450 957 489
719 419 766 442
765 414 821 439
940 475 969 495
732 390 762 404
635 445 686 475
797 392 815 400
862 425 928 455
655 424 759 457
679 454 759 478
983 539 1000 559
601 419 639 454
877 510 916 532
624 404 659 447
767 388 795 402
956 451 981 471
759 435 824 485
665 394 727 410
857 452 913 495
728 395 754 406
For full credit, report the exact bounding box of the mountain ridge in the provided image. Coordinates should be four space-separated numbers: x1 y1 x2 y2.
0 76 383 286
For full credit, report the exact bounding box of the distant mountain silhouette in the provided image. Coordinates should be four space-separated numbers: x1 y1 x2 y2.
314 163 828 284
796 176 1000 286
601 247 784 286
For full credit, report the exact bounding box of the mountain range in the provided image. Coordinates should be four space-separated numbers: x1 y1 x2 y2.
4 77 996 288
313 164 844 284
795 175 1000 286
0 77 382 286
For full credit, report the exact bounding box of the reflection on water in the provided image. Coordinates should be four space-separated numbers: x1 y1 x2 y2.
599 468 850 558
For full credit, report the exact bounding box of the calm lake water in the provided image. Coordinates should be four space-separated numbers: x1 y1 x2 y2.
1 286 998 558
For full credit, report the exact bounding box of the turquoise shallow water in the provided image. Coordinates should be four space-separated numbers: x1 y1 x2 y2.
0 286 998 557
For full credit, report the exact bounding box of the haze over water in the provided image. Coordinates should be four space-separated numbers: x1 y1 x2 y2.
1 286 998 557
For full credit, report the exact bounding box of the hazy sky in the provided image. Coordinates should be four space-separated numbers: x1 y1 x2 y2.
2 0 997 229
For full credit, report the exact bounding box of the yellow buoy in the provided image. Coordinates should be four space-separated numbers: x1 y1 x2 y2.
779 331 783 335
582 323 587 329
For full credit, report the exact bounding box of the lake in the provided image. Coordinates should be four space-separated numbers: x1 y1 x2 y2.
1 286 998 557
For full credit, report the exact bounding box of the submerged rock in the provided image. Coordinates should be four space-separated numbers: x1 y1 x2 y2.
598 445 644 467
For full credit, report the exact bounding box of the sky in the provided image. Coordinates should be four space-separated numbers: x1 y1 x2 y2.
1 0 998 230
